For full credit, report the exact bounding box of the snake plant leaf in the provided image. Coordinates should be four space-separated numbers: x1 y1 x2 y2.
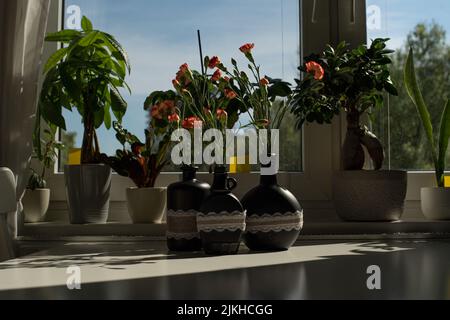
404 48 438 166
437 99 450 185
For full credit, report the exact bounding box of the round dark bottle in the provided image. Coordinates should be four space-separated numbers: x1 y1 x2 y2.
198 166 245 255
167 166 210 251
242 171 303 251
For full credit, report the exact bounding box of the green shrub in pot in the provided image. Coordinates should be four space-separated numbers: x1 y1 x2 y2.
290 39 407 221
102 91 180 224
404 48 450 220
37 16 130 224
23 126 63 223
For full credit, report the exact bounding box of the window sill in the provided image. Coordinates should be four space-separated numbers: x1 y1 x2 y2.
19 219 450 241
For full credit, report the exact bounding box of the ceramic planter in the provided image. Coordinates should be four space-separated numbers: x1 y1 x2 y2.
167 166 210 251
126 187 167 224
198 166 245 255
242 173 303 251
22 189 50 223
421 187 450 220
333 170 407 222
65 164 111 224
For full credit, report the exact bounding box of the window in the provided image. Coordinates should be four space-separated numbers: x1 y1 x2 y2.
60 0 302 172
367 0 450 171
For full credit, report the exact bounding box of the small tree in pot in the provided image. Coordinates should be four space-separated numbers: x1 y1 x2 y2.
290 39 407 221
23 126 63 223
38 16 130 224
103 91 180 224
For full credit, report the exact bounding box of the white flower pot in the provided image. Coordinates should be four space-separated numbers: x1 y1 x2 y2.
421 187 450 220
22 189 50 223
126 187 167 224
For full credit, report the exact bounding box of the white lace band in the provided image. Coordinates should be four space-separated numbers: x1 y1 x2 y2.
246 211 304 234
167 210 200 240
197 211 247 233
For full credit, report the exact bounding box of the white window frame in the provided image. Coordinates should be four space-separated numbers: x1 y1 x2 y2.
43 0 437 220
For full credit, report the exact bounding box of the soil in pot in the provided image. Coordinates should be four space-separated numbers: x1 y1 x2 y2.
127 187 167 224
65 164 111 224
22 189 50 223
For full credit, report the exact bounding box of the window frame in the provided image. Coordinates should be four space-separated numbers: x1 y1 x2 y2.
43 0 436 220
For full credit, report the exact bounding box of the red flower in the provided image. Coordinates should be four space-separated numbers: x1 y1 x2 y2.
223 76 230 82
240 43 255 54
260 77 270 86
168 113 180 123
179 63 190 74
182 117 202 129
305 61 325 80
172 79 180 89
216 109 228 120
224 88 237 100
260 119 270 128
211 69 222 82
208 56 221 69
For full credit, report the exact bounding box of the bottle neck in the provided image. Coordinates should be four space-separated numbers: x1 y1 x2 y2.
260 174 278 186
182 166 198 181
212 166 228 191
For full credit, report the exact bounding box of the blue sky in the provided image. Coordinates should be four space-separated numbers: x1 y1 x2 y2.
63 0 450 155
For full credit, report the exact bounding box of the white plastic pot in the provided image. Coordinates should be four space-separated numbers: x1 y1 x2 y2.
421 187 450 220
22 189 50 223
126 187 167 224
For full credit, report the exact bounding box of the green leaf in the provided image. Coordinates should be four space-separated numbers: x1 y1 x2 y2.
110 87 127 122
404 49 439 173
81 16 93 32
437 99 450 186
45 29 81 42
104 107 112 130
41 100 66 130
78 31 100 47
44 47 68 73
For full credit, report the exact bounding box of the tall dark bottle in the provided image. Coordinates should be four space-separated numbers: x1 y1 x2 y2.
198 166 245 255
167 166 210 251
242 163 303 251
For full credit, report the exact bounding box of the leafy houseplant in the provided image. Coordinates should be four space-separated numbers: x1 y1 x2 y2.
404 48 450 220
38 16 130 224
103 91 180 224
23 127 63 223
291 39 407 222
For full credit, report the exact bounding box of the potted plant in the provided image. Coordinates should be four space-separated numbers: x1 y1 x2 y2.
38 16 130 224
103 91 179 224
172 58 247 255
290 38 407 221
23 127 63 223
219 43 303 251
404 48 450 220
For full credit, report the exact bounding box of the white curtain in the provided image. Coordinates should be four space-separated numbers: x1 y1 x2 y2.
0 0 51 261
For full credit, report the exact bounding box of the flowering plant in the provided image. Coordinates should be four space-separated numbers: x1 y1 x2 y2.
215 43 293 130
290 39 399 170
102 91 180 188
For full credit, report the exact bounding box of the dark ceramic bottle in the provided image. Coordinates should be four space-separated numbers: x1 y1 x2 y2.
167 166 210 251
242 168 303 251
198 166 245 255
